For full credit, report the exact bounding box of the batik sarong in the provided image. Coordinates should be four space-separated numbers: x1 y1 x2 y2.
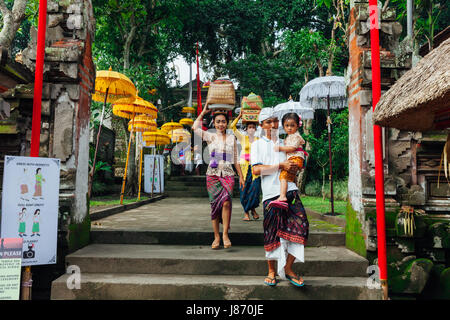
239 164 261 213
206 175 235 227
263 190 309 279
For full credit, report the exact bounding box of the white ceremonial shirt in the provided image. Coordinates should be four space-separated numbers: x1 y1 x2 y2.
250 135 298 202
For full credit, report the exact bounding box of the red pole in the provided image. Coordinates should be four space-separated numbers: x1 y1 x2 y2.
369 0 388 300
196 42 202 116
25 0 47 301
30 0 48 157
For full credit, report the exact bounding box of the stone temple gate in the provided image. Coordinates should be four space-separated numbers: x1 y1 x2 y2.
346 1 449 297
0 0 95 298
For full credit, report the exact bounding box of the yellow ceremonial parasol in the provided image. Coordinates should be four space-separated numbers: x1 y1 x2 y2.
169 128 191 143
93 67 136 103
143 130 171 146
161 121 183 133
143 130 170 197
113 96 158 119
114 94 158 204
89 67 137 198
182 106 196 114
179 118 194 127
128 115 157 132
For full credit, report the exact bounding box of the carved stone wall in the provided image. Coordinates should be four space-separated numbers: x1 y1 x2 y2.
347 2 449 288
0 0 95 299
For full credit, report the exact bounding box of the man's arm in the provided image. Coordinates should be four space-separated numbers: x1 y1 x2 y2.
252 161 298 176
276 145 297 153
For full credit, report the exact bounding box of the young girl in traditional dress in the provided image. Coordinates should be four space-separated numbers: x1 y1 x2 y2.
18 208 27 237
31 209 41 237
269 113 306 209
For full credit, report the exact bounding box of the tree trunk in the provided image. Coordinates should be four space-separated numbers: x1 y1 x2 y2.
0 0 28 52
123 13 137 70
327 26 336 76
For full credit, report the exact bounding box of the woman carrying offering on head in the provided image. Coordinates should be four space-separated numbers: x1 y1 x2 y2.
230 109 261 221
193 104 245 250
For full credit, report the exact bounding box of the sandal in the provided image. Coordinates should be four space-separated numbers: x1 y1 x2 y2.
211 239 220 250
242 214 251 221
223 238 232 249
264 273 277 286
251 211 260 220
285 274 305 287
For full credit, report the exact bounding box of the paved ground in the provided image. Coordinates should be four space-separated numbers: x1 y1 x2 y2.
91 197 344 233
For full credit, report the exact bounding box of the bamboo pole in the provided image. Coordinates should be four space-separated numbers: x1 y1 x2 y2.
158 147 163 194
120 108 136 205
327 93 335 215
138 133 144 201
151 146 156 198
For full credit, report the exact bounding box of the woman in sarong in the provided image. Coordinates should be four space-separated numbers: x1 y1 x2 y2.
33 168 45 198
230 110 261 221
193 104 244 249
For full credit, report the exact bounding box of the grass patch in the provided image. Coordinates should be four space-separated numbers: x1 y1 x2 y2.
90 195 151 207
300 195 347 216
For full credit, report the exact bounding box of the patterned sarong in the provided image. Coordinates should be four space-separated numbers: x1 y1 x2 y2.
239 164 261 213
206 175 235 227
263 190 309 252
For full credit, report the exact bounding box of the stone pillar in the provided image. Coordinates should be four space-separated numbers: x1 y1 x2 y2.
21 0 95 253
346 1 413 258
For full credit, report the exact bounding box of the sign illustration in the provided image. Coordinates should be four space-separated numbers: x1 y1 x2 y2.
1 156 60 266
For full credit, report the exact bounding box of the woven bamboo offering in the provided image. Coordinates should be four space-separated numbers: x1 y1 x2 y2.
206 79 235 110
241 92 263 123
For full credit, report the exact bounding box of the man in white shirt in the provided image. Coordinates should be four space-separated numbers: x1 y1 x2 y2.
251 107 309 287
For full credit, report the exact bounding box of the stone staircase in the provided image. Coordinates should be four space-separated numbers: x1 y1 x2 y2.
51 227 382 300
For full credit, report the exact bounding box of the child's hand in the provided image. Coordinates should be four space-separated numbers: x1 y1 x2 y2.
274 144 280 152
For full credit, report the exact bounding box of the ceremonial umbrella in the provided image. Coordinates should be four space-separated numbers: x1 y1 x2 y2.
169 128 191 143
161 121 183 133
112 95 158 204
299 76 347 215
143 130 171 197
127 116 157 200
179 118 194 127
90 67 136 198
273 98 315 121
182 106 196 115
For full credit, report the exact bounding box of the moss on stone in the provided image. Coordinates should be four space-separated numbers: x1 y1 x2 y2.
345 201 366 258
68 193 91 252
389 257 434 294
439 268 450 299
365 209 399 228
68 213 91 253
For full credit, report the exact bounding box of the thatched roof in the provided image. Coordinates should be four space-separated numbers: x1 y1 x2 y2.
373 37 450 132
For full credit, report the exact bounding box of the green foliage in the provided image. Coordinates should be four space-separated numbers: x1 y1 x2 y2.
391 0 449 49
305 179 348 201
303 108 349 183
222 53 304 104
301 195 347 215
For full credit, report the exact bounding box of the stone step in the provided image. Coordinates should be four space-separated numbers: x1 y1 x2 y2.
90 230 345 247
165 191 240 198
51 273 382 300
64 244 369 277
